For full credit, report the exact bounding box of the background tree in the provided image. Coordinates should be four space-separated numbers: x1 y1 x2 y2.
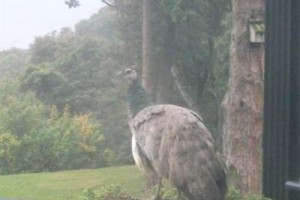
0 49 29 76
141 0 176 103
0 73 107 174
222 0 265 195
160 0 231 134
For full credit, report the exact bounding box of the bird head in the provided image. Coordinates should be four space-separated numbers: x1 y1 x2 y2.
116 68 138 84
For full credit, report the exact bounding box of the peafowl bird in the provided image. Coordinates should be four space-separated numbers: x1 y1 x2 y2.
117 68 227 200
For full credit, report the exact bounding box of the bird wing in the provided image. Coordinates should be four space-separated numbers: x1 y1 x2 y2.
131 105 165 160
167 114 226 200
131 105 168 174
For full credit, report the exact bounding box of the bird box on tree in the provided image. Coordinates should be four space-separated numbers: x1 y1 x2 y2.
249 18 265 44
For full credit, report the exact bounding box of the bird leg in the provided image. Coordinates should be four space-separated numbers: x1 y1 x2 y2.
152 177 162 200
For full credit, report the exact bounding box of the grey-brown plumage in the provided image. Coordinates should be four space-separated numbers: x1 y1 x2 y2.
118 68 226 200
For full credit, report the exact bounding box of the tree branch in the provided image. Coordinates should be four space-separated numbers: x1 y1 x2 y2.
101 0 116 8
65 0 80 8
171 66 200 114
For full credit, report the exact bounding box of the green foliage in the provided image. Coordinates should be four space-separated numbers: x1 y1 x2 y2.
160 0 194 22
162 0 231 135
44 105 105 170
161 187 178 199
78 185 138 200
102 148 117 166
18 105 105 172
113 0 143 66
30 33 60 64
21 63 67 107
21 8 132 166
79 185 137 200
0 49 29 75
226 188 243 200
245 196 272 200
0 132 20 174
80 188 96 200
75 9 119 40
0 74 107 174
226 188 273 200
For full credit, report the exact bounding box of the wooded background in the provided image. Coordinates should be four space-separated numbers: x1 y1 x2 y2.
0 0 265 197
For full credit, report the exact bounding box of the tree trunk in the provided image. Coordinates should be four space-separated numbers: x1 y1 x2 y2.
142 0 175 104
142 0 156 101
155 17 175 103
222 0 265 195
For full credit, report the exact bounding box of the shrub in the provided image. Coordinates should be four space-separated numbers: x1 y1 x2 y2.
161 187 178 199
226 187 273 200
0 76 107 173
0 131 20 174
47 105 105 170
78 185 138 200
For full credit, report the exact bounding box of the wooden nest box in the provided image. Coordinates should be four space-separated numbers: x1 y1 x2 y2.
249 18 265 44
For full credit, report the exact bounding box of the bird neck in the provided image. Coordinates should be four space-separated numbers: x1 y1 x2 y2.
127 79 151 118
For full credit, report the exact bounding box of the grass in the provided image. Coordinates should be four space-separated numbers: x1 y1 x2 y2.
0 165 149 200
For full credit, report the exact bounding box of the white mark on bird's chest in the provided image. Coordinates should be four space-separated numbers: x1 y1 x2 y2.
132 134 144 171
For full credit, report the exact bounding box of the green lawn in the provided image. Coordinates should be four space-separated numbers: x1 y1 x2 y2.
0 165 149 200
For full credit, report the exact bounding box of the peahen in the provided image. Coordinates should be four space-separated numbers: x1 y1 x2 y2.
117 68 227 200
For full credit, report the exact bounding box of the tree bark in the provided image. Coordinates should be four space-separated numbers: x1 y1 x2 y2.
142 0 175 104
222 0 265 195
155 17 175 103
171 66 199 113
142 0 156 101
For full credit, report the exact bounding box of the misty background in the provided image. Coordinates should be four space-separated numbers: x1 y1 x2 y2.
0 0 102 50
